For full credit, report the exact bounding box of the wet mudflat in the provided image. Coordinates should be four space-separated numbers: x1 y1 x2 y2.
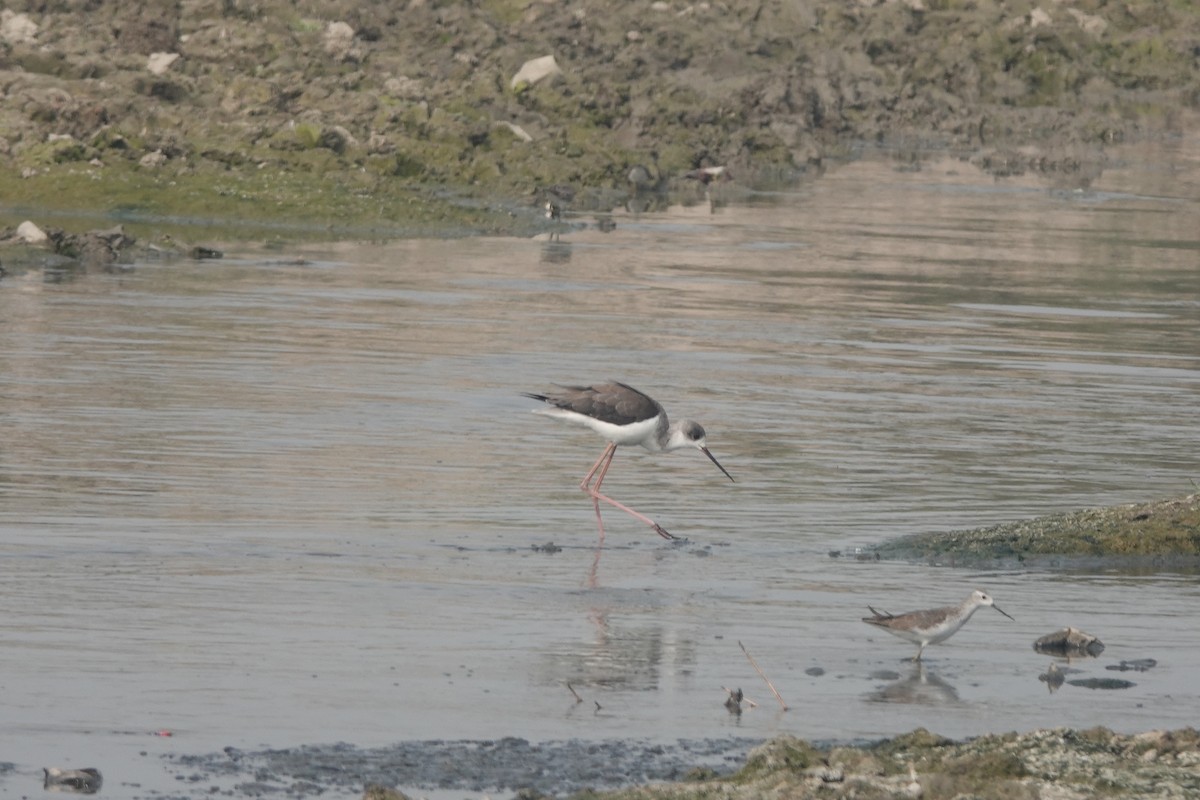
169 737 761 798
1 139 1199 799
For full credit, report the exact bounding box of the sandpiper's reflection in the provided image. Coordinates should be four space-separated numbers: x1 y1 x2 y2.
866 662 961 706
1039 662 1067 693
540 239 572 264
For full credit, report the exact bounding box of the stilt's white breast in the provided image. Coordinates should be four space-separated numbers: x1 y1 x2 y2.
537 408 663 448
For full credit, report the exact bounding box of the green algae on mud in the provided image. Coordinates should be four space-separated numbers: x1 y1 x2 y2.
873 493 1200 570
563 727 1200 800
0 159 539 243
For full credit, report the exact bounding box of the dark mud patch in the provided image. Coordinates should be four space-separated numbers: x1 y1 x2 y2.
157 726 1200 799
165 736 763 798
871 493 1200 572
157 727 1200 799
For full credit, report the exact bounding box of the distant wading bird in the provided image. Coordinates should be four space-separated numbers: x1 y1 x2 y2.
522 381 734 540
862 589 1015 661
683 165 728 185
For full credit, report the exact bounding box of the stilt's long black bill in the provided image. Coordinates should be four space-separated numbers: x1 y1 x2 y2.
702 447 735 482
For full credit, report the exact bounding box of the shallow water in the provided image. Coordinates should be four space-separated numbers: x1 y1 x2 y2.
2 140 1199 798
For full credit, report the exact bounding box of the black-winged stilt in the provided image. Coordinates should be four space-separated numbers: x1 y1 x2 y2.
522 381 733 540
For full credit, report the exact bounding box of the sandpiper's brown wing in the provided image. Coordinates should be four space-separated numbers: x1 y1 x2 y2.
862 605 894 624
525 382 663 426
863 604 956 630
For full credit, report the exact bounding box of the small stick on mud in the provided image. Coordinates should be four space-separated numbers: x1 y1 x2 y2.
566 682 584 704
739 640 788 711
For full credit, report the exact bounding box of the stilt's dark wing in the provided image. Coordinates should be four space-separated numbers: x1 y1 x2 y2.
523 382 662 426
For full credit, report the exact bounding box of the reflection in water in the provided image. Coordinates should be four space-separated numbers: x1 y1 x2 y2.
585 543 603 588
1039 662 1068 693
623 193 670 215
542 606 697 696
867 662 962 706
540 239 572 264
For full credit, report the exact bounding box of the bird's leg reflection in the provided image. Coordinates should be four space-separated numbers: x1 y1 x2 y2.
540 239 573 263
584 540 603 589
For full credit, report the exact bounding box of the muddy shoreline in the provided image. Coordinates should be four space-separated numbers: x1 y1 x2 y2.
2 1 1199 239
167 736 762 798
154 726 1200 800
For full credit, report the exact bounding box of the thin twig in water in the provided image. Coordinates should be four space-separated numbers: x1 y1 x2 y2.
739 640 788 711
566 682 584 704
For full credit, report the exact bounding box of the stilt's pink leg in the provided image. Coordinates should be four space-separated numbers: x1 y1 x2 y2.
580 444 617 543
591 442 617 492
578 443 675 540
590 491 675 539
579 443 616 492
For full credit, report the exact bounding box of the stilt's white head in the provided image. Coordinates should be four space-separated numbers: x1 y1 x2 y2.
668 420 734 482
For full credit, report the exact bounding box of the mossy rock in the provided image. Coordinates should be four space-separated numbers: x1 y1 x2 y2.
874 493 1200 567
734 736 819 779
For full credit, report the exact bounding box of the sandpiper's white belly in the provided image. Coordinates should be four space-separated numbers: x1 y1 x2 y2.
923 620 964 645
